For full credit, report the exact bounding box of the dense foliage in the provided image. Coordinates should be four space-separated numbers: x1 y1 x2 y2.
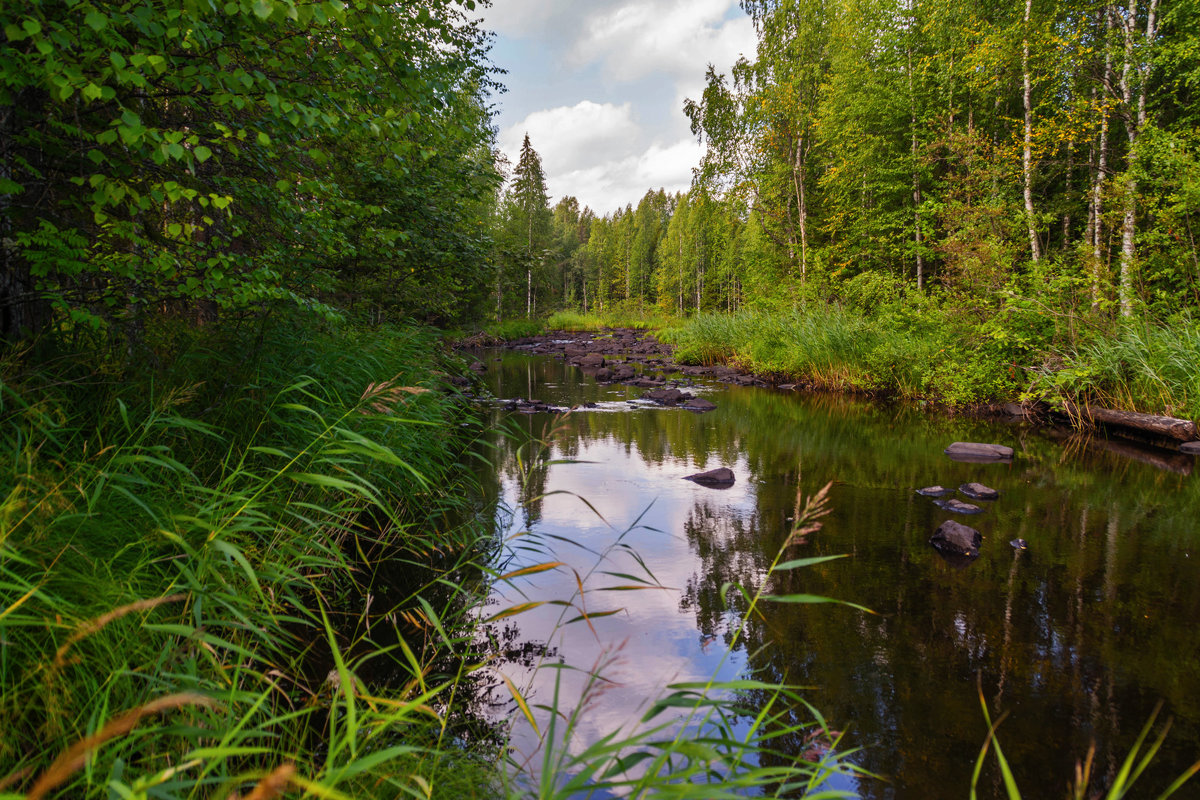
1 0 500 343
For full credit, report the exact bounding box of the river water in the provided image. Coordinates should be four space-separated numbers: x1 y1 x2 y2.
476 347 1200 798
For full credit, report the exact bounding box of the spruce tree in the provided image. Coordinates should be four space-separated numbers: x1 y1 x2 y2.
506 134 552 316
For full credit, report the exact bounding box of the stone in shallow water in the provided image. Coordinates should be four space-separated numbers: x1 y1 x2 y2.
944 442 1014 462
935 497 984 515
684 467 735 488
930 520 982 558
916 485 954 497
959 482 1000 500
1181 441 1200 455
682 397 717 412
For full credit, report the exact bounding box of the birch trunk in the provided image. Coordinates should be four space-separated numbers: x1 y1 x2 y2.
1023 0 1041 262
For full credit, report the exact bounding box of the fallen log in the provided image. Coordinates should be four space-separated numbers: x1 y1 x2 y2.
1061 401 1197 442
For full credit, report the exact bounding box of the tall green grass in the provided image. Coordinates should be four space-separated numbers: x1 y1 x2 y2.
1 315 501 799
1035 317 1200 420
545 308 678 332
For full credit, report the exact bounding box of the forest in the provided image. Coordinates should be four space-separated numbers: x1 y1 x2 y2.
490 0 1200 414
2 0 1199 796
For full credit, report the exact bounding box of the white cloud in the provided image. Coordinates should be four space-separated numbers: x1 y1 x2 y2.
572 0 755 83
500 101 641 179
483 1 756 214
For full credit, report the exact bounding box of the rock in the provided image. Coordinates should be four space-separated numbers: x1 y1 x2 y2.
930 520 982 558
575 353 606 367
916 485 954 497
611 364 637 380
683 467 736 488
934 498 984 515
682 398 717 412
1001 403 1028 417
1010 538 1028 550
959 482 1000 500
468 361 487 373
593 367 614 382
1182 441 1200 455
643 387 689 405
944 442 1014 462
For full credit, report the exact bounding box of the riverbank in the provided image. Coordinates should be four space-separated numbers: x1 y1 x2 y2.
483 307 1200 447
0 315 502 798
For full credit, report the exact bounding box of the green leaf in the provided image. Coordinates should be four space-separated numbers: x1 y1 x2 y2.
85 11 108 31
253 0 273 20
22 19 42 37
193 145 212 163
256 131 271 146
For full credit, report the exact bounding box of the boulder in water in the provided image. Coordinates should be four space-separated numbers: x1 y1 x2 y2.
916 485 954 497
944 442 1014 462
1181 441 1200 455
684 467 735 488
959 482 1000 500
682 397 717 412
930 520 982 558
935 497 984 515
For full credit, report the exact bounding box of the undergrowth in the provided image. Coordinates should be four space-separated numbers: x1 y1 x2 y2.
0 313 500 799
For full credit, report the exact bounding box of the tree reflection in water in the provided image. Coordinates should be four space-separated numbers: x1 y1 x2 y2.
476 348 1200 798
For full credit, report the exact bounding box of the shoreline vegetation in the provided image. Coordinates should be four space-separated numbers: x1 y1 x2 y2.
482 307 1200 447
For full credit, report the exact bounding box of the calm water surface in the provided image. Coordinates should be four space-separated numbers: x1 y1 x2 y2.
477 349 1200 798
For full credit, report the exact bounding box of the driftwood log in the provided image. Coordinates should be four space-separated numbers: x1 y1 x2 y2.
1061 401 1197 442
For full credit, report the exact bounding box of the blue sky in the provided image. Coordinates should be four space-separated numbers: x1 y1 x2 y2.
477 1 756 215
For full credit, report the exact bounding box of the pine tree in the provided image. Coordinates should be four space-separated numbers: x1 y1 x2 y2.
506 134 553 317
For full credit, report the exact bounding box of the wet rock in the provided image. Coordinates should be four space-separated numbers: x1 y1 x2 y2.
1182 441 1200 455
593 367 614 382
1010 538 1029 550
935 497 984 515
682 397 717 412
916 485 954 497
626 377 664 388
468 361 487 373
959 482 1000 500
684 467 736 488
643 387 691 405
930 520 982 558
574 353 606 368
944 442 1014 462
611 363 637 381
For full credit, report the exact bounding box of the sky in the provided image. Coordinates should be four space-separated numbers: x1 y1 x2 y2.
477 0 757 216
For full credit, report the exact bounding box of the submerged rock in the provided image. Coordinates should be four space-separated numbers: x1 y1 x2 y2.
944 442 1014 462
959 482 1000 500
1181 441 1200 455
684 467 736 488
643 387 691 405
917 485 954 497
930 520 982 558
682 397 717 412
934 497 984 515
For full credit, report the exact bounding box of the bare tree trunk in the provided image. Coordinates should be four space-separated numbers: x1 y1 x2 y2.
1063 140 1073 244
1117 0 1159 317
1091 8 1114 309
1023 0 1042 262
790 137 809 284
908 38 924 289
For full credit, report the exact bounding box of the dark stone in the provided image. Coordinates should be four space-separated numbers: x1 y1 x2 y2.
612 364 637 380
468 361 487 373
944 442 1014 462
1001 403 1029 417
934 497 984 515
684 467 736 488
593 367 614 382
682 398 717 412
1181 441 1200 455
916 485 954 497
575 353 606 368
1010 538 1029 550
930 520 982 558
959 482 1000 500
643 387 690 405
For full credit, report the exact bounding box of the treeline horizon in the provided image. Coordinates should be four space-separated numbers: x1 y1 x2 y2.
493 0 1197 325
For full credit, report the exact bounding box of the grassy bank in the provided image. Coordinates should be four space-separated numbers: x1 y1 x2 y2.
0 315 501 799
659 303 1200 421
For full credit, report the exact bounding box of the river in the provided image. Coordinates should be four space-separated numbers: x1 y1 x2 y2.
474 346 1200 798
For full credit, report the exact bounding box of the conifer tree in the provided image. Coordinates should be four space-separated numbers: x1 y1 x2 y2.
505 134 552 316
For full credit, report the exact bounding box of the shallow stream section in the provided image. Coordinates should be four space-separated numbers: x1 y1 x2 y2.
474 348 1200 798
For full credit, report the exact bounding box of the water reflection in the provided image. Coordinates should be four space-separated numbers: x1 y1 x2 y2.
477 350 1200 797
